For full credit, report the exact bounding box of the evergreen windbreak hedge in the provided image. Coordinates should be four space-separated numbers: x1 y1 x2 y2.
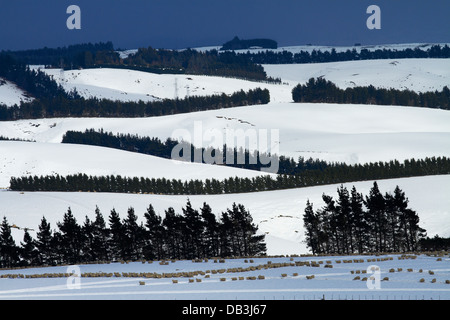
9 156 450 195
0 200 266 267
292 78 450 110
241 44 450 64
0 87 270 120
61 129 330 174
303 183 426 255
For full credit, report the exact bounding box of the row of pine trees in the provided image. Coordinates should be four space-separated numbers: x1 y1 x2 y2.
9 156 450 194
0 200 266 268
292 77 450 110
303 182 426 255
0 87 270 120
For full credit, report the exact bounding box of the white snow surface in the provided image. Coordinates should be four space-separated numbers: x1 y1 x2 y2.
263 59 450 93
0 253 449 300
38 67 291 103
0 78 33 106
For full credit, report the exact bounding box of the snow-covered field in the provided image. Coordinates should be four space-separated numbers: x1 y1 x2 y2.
263 59 450 92
0 253 448 300
40 67 291 103
1 102 449 165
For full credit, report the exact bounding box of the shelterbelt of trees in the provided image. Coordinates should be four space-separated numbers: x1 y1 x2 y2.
9 156 450 195
61 129 330 175
292 78 450 110
303 182 426 255
0 200 266 268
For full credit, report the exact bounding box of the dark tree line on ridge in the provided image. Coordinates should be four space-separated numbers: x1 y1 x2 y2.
0 200 266 268
3 41 280 83
61 129 329 174
303 182 427 255
241 44 450 64
0 86 270 120
221 37 278 51
9 156 450 195
292 77 450 110
5 41 449 69
1 42 117 67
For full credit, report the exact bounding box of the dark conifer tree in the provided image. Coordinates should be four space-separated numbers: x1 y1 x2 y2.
108 208 126 260
81 215 95 262
0 217 19 268
163 207 183 259
350 186 368 253
123 207 145 261
20 230 38 266
200 202 220 258
182 199 203 259
91 206 110 261
219 211 233 257
364 182 387 252
336 185 352 254
303 200 321 254
35 216 54 265
57 207 82 264
143 204 164 260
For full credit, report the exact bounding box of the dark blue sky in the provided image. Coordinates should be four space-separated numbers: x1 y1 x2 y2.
0 0 448 51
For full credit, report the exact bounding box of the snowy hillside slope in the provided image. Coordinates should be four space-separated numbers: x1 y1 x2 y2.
0 141 272 189
39 67 291 103
263 59 450 92
1 175 449 255
0 78 33 106
35 58 450 105
1 102 449 165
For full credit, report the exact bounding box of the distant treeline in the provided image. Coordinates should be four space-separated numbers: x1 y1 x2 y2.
2 42 280 83
0 136 35 142
242 44 450 64
0 87 270 120
221 37 278 50
0 200 266 268
292 78 450 110
1 42 117 67
61 129 329 174
123 47 280 82
9 156 450 195
303 183 426 254
0 53 71 101
5 42 449 70
418 235 450 251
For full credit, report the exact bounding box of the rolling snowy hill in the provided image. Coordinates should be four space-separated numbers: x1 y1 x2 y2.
0 141 271 189
1 102 449 165
39 67 291 103
263 59 450 92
